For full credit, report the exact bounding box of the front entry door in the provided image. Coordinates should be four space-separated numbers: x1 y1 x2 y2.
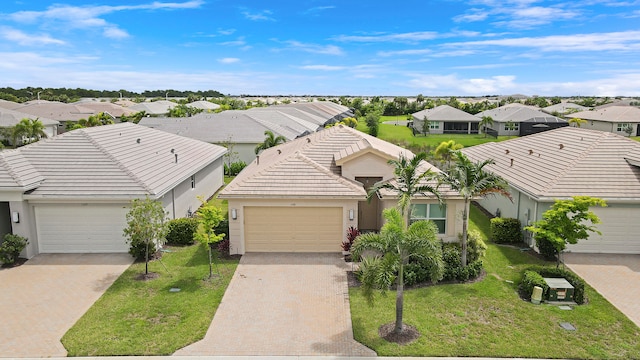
356 177 382 232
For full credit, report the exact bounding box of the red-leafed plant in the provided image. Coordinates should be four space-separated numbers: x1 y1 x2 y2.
342 226 361 252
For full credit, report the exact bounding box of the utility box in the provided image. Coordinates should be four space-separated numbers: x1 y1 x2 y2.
544 278 574 302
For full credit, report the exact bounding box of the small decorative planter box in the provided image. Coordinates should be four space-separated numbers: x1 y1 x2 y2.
544 277 575 302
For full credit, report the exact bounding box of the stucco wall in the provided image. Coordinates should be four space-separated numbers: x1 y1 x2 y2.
10 201 39 258
581 120 638 136
217 143 257 165
341 152 396 181
226 198 359 254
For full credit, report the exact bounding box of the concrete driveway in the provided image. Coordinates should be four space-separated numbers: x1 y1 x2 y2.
564 253 640 327
0 253 133 357
174 253 376 357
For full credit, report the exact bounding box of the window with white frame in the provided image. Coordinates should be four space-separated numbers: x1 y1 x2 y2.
410 204 447 234
616 123 630 132
429 121 440 129
505 122 519 131
191 175 196 189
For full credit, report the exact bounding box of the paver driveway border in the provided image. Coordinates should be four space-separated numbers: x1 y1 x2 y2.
174 252 376 357
564 253 640 328
0 253 134 358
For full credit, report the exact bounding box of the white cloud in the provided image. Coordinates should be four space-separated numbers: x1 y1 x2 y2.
218 58 240 64
300 65 346 71
242 9 275 21
333 31 439 43
0 27 66 46
103 26 130 39
378 49 432 57
303 6 336 15
281 40 344 55
220 37 247 47
453 1 580 29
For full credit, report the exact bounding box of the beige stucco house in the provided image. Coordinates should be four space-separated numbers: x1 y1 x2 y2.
0 122 226 258
567 106 640 136
411 105 480 135
219 125 464 254
463 127 640 254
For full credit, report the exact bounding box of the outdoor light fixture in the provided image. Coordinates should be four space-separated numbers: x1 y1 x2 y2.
231 208 237 220
11 211 19 223
348 209 354 221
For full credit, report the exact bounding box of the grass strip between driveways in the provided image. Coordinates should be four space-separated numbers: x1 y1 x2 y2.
350 206 640 359
62 244 238 356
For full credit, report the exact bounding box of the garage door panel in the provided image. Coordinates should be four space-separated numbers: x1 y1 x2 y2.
567 207 640 254
36 205 129 253
244 207 342 252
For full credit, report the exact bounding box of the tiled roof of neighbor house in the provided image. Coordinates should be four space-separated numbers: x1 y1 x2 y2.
3 122 226 200
0 108 59 127
462 127 640 201
477 104 566 123
114 99 138 107
71 100 136 117
188 100 221 110
412 105 480 122
11 101 96 122
220 125 456 199
0 150 43 191
0 99 22 110
128 100 177 115
542 102 588 114
568 106 640 123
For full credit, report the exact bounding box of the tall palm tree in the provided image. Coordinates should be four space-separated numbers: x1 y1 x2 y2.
27 118 47 142
479 116 494 137
254 130 286 154
434 140 463 169
438 151 510 266
351 207 444 336
367 152 440 225
12 118 47 146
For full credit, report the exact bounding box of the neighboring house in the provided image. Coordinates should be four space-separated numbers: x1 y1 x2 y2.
542 102 588 115
71 100 136 118
411 105 481 134
219 125 464 255
139 101 352 164
0 99 22 110
462 127 640 254
567 106 640 136
128 100 177 115
0 122 226 258
476 103 568 136
10 101 96 132
188 100 221 111
0 108 60 140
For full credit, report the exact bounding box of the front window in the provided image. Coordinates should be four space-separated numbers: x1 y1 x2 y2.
410 204 447 234
617 123 630 132
191 175 196 189
429 121 439 129
505 122 519 131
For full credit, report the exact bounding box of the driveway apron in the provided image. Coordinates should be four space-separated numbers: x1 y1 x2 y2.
0 253 133 358
564 253 640 328
174 252 376 357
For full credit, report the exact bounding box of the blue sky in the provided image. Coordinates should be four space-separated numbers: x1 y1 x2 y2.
1 0 639 96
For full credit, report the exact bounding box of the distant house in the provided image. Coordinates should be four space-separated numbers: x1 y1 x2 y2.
10 101 96 132
139 101 353 164
0 122 226 258
567 106 640 136
219 125 464 254
476 103 568 136
128 100 177 115
542 102 588 115
0 107 59 140
187 101 221 111
71 100 136 118
411 105 480 134
462 127 640 254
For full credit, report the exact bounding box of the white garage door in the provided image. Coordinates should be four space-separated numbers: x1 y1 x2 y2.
567 206 640 254
35 204 129 253
244 207 343 252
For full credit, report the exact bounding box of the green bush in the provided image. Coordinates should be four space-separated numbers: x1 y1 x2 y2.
128 238 156 261
441 243 483 282
0 234 28 265
166 218 198 245
214 218 229 240
535 234 557 261
520 266 587 304
519 270 548 300
460 229 487 262
224 161 247 176
490 217 523 243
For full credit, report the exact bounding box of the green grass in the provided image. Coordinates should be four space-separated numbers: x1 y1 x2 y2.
350 206 640 359
62 245 239 356
206 175 233 216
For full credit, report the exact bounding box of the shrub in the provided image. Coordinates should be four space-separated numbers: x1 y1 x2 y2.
342 226 360 252
519 270 548 300
460 230 487 262
535 234 558 261
214 218 229 240
128 237 156 261
166 217 198 245
520 266 587 304
441 243 484 282
217 238 230 258
0 234 28 265
490 217 523 243
224 161 247 176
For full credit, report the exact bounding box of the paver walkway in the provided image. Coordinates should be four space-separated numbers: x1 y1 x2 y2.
564 253 640 327
174 253 376 357
0 253 133 357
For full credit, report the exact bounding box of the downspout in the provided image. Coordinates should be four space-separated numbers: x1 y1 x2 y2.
516 190 521 220
171 188 176 219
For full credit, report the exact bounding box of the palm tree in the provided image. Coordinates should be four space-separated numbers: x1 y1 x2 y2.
479 116 494 137
351 207 444 336
568 117 586 128
254 130 286 154
434 140 463 169
12 118 47 146
438 151 510 266
367 152 440 225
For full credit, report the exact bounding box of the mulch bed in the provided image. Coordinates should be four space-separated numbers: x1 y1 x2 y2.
379 323 420 345
135 272 160 281
1 258 28 268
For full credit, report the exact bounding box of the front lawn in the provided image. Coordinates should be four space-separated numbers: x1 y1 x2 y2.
62 245 239 356
350 206 640 359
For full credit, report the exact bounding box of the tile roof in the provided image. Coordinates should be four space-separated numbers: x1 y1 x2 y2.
0 108 59 127
542 102 588 114
462 127 640 201
412 105 480 122
220 125 455 199
477 105 565 123
0 150 43 190
11 101 96 122
128 100 177 115
71 100 136 117
0 122 225 200
0 99 22 110
568 106 640 123
187 101 221 110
